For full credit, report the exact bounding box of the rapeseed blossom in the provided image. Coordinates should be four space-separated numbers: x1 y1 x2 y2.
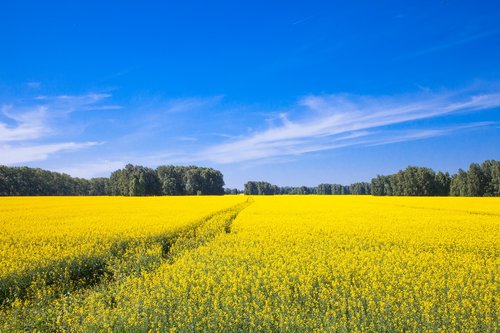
0 195 498 332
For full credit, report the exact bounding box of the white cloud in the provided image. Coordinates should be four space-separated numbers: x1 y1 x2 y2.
0 92 115 164
0 142 99 164
1 93 114 142
175 136 198 142
81 105 123 111
0 105 48 142
194 91 500 164
365 122 495 147
55 93 111 102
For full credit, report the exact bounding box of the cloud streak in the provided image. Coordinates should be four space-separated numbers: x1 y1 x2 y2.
193 91 500 164
0 105 47 142
0 142 99 164
164 95 224 113
0 93 114 164
1 93 114 142
404 29 500 59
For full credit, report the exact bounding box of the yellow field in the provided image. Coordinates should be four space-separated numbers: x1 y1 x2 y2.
0 196 498 332
0 196 247 277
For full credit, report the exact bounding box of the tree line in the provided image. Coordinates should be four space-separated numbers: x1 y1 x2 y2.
0 164 225 196
244 160 499 197
371 160 499 196
244 181 371 195
1 160 498 197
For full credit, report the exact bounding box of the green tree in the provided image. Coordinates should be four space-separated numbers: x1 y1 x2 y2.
434 171 451 196
467 163 487 196
450 169 468 196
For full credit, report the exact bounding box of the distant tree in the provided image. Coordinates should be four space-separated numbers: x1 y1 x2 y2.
467 163 487 197
184 168 203 195
0 166 93 196
88 177 108 195
450 169 468 196
243 181 278 195
296 186 308 195
371 175 393 196
157 166 179 195
434 171 451 196
129 177 140 196
244 182 258 195
350 182 371 195
109 164 160 196
225 188 241 195
200 168 225 195
317 184 332 195
481 160 500 196
392 166 436 196
480 160 495 196
2 160 498 197
258 182 276 195
161 177 177 195
371 176 384 196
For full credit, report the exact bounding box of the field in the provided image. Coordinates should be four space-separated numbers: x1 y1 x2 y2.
0 196 498 332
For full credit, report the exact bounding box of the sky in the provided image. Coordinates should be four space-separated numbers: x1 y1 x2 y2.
1 1 499 188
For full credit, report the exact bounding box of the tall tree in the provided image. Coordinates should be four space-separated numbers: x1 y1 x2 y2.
434 171 451 196
467 163 487 197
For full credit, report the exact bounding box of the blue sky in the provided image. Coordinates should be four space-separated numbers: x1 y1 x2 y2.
1 1 499 188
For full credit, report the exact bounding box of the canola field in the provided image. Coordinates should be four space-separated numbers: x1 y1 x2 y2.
0 196 498 332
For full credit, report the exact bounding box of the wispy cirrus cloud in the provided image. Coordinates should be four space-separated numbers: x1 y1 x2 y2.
1 93 114 141
80 105 123 111
0 142 99 164
0 105 47 142
116 95 225 144
363 121 495 147
0 93 114 164
2 86 499 176
164 95 224 113
402 29 500 59
192 90 500 164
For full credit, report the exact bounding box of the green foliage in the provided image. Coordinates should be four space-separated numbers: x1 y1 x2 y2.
244 181 370 195
450 169 468 196
0 164 225 196
467 163 487 196
244 181 277 195
434 171 451 196
224 188 241 195
157 165 225 195
350 182 371 195
391 167 437 196
317 183 332 195
2 160 497 197
373 161 499 196
109 164 160 196
0 166 107 196
449 160 500 196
